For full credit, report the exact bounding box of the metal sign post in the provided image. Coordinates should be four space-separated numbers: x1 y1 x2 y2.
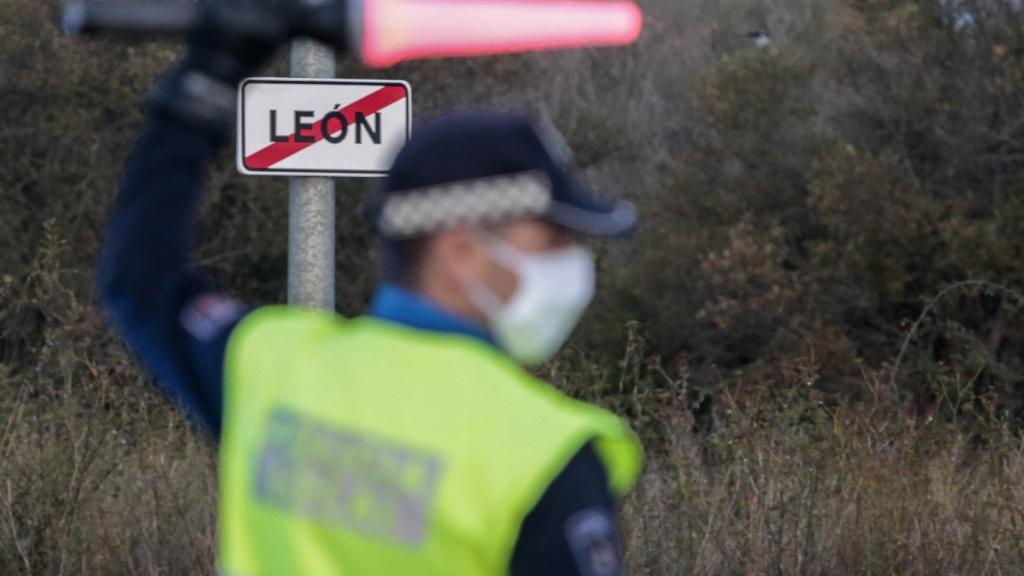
288 39 336 310
237 69 410 313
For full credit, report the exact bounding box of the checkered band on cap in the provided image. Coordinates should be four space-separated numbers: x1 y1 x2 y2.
379 170 553 238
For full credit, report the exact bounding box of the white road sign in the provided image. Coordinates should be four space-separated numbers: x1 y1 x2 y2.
237 78 412 177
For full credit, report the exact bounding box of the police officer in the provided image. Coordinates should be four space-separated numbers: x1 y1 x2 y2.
99 0 642 574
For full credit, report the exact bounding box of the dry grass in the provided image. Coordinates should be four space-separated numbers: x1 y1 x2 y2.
5 353 1024 574
0 396 217 575
550 326 1024 575
622 407 1024 575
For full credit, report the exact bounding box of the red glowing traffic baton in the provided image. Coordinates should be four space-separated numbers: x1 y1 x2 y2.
62 0 644 67
353 0 644 67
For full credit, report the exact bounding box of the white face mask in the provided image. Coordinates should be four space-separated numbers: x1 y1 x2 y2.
466 236 596 366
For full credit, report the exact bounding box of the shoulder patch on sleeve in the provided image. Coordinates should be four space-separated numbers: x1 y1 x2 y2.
564 507 624 576
180 293 246 342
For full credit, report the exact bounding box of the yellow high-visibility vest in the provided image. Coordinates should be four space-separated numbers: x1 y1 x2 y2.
218 306 641 575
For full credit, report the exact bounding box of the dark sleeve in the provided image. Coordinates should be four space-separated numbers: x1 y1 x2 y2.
97 114 247 437
510 442 626 576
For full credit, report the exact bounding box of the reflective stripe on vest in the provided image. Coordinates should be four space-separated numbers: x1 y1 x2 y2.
219 306 642 576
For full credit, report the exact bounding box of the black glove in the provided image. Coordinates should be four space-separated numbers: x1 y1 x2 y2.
295 0 351 53
147 0 353 137
147 0 299 136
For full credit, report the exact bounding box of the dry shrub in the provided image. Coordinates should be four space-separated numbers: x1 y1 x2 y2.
611 0 1024 422
0 219 216 575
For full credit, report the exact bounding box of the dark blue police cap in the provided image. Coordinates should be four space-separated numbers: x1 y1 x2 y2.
369 109 636 239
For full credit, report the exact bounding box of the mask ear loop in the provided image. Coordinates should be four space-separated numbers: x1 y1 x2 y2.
465 279 505 319
461 227 517 319
478 229 527 271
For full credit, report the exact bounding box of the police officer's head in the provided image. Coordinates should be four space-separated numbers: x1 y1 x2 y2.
367 109 636 365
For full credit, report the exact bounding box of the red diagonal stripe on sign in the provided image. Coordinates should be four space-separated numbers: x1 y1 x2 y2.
244 85 407 170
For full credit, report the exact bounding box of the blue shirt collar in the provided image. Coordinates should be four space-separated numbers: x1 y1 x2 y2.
369 283 496 347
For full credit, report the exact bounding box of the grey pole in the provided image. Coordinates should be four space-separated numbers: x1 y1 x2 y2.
288 38 336 309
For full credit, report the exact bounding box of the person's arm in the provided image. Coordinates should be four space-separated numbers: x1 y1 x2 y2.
98 115 246 435
511 442 627 576
97 0 293 436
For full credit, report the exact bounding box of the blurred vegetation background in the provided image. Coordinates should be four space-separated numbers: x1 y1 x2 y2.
3 0 1024 573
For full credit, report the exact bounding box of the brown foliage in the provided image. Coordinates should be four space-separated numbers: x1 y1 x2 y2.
614 0 1024 424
